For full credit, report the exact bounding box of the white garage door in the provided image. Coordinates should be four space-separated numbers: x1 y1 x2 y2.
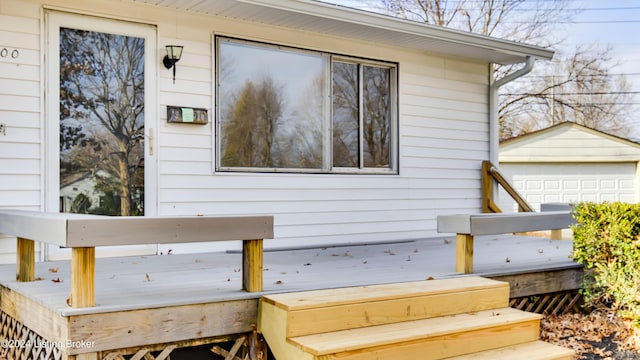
498 163 637 212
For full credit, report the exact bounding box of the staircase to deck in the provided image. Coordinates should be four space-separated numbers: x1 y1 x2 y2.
258 276 574 360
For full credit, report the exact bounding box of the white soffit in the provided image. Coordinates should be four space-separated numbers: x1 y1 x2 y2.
129 0 554 65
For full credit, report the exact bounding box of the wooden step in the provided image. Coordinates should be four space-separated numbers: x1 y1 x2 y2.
287 307 541 360
444 341 574 359
261 276 509 337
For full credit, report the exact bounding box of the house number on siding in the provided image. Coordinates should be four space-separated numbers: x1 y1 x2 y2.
0 48 19 59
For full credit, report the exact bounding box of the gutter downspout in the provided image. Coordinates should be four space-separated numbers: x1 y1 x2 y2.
489 56 535 165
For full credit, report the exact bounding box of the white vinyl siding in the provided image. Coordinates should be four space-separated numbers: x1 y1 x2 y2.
0 13 42 261
1 0 490 259
0 14 41 209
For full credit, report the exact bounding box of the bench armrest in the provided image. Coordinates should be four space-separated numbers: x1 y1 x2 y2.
437 211 575 236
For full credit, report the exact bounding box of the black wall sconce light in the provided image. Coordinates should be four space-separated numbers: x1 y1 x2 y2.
163 45 183 84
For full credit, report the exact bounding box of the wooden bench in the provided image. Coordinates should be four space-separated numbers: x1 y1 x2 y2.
0 210 273 308
437 211 576 274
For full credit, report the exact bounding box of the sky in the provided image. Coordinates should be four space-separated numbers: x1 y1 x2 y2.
549 0 640 135
565 0 640 129
568 0 639 72
328 0 640 137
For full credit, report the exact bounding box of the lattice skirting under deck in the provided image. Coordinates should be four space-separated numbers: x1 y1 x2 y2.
510 290 583 315
0 311 62 360
0 308 258 360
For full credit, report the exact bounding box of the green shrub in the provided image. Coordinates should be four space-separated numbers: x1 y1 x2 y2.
571 202 640 323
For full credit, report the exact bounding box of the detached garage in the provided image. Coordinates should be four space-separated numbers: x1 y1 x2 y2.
498 122 640 212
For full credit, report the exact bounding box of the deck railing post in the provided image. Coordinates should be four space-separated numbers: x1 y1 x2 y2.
481 161 497 213
71 247 96 307
16 237 35 282
550 229 562 240
456 234 474 274
242 239 263 292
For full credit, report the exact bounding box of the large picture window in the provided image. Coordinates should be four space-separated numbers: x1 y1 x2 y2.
216 37 397 173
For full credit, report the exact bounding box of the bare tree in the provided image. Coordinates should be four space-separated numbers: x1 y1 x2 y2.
358 0 633 139
500 45 632 138
377 0 568 47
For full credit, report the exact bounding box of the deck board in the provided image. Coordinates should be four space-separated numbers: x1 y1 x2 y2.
0 234 577 316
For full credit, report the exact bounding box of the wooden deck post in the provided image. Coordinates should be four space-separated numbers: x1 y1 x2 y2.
481 161 496 213
16 237 35 282
242 239 263 292
71 247 95 307
456 234 474 274
550 229 562 240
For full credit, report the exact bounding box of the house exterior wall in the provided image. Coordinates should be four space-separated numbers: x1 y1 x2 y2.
0 6 43 261
0 0 490 259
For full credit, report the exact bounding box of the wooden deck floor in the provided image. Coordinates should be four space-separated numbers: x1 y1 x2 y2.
0 234 577 317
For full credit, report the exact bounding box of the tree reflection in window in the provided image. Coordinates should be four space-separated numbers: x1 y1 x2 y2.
59 28 145 216
333 63 391 169
363 66 391 168
219 40 324 169
217 38 395 173
332 62 359 167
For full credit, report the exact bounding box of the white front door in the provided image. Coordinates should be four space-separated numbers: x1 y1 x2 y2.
45 11 158 259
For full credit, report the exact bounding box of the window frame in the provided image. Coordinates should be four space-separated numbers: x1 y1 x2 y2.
215 36 398 175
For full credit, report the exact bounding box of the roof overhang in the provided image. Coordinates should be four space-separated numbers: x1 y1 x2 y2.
128 0 554 65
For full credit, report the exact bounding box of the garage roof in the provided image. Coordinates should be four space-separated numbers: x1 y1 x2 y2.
129 0 554 65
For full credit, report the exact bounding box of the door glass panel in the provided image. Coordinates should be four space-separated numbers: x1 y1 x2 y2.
59 28 145 216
